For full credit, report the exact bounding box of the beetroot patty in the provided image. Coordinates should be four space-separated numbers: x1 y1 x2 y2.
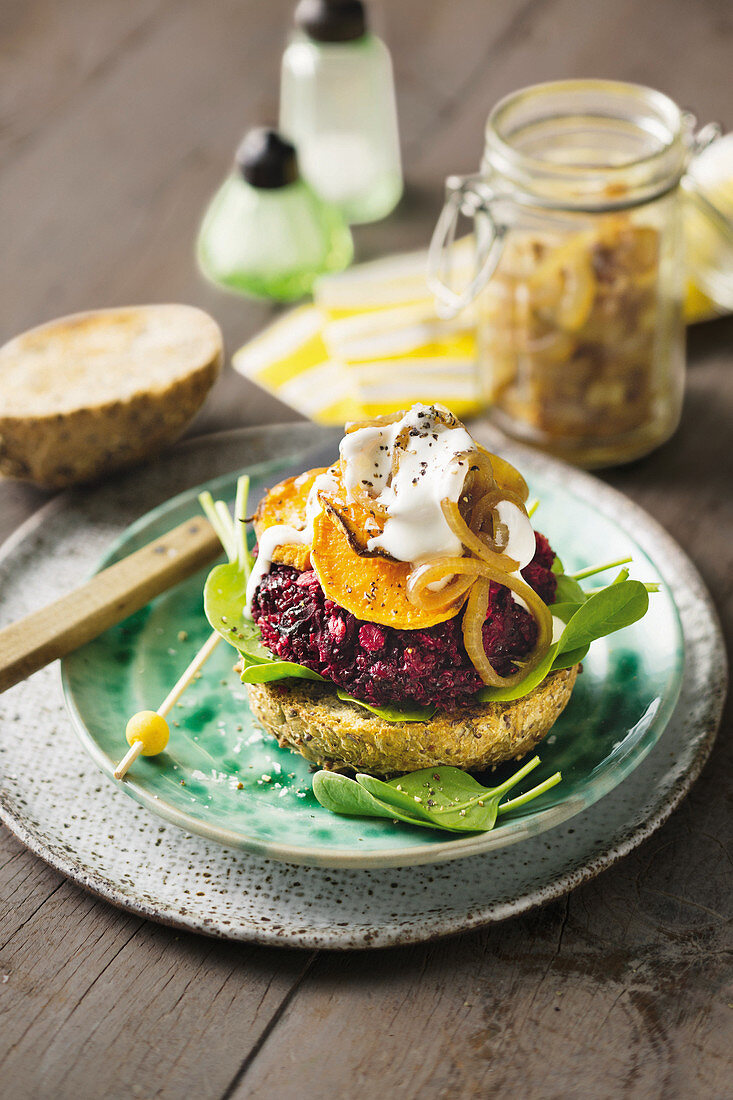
251 533 557 710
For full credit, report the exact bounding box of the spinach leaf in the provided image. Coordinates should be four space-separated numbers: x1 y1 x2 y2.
317 757 564 834
205 562 325 682
476 644 559 703
549 601 583 624
557 580 648 655
550 643 589 671
358 769 500 831
203 561 250 649
553 573 588 605
235 620 277 663
240 658 325 684
336 689 436 723
201 477 325 686
475 582 645 702
312 772 436 830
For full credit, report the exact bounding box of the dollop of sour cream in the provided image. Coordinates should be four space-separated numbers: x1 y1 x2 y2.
245 403 539 615
341 404 475 565
244 467 337 616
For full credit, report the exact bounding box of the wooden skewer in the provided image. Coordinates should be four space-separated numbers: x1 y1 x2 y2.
113 738 146 780
113 477 252 781
0 516 222 694
114 630 222 780
158 630 222 716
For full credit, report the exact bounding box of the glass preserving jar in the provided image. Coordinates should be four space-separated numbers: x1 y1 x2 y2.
429 80 727 467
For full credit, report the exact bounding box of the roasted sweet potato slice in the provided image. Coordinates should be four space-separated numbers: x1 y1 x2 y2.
310 500 463 629
253 468 326 571
254 468 326 534
254 467 465 628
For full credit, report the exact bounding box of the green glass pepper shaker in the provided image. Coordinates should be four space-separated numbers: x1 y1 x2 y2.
197 128 353 301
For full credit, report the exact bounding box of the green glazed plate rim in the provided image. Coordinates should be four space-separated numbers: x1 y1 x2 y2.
61 444 685 869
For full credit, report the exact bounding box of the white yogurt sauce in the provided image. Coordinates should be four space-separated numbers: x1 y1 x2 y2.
494 500 536 570
245 523 309 616
343 404 476 564
244 467 338 615
552 615 566 644
495 499 539 614
245 403 540 613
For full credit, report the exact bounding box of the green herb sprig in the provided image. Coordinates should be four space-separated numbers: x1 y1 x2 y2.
312 756 561 834
200 477 325 684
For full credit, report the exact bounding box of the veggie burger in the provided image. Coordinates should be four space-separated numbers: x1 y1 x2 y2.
231 404 587 775
202 403 650 780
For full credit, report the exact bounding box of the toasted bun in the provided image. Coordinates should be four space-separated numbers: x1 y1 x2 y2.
0 304 222 488
246 665 578 775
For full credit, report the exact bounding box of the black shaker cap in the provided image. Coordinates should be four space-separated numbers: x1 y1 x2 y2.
235 129 299 189
294 0 367 43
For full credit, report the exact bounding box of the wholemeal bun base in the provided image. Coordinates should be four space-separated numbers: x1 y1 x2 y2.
246 665 578 775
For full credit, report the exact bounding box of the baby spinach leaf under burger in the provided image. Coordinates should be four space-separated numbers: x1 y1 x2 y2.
204 562 260 650
477 579 647 702
552 573 588 606
550 644 590 672
239 659 325 684
205 562 325 682
476 644 559 703
312 759 562 834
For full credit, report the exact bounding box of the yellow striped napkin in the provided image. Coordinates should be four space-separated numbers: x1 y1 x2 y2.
232 243 482 425
232 230 727 425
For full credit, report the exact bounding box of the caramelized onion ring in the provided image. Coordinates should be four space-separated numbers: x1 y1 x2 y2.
462 577 502 685
407 557 484 612
441 499 520 572
477 445 529 503
462 560 553 687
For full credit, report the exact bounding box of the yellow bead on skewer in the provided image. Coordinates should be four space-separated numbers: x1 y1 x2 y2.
113 630 221 780
129 711 170 753
114 712 170 779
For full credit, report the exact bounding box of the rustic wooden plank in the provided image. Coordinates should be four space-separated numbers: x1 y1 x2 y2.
0 832 66 950
0 0 284 337
413 0 733 186
1 0 731 1097
233 807 731 1098
0 0 169 159
0 827 315 1100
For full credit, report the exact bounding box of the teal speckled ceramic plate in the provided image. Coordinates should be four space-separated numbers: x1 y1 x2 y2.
61 448 684 869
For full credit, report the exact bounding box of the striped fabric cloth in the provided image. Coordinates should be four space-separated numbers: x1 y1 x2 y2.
232 235 726 425
232 243 482 424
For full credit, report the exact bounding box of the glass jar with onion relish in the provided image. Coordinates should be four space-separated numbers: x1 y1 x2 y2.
429 80 730 467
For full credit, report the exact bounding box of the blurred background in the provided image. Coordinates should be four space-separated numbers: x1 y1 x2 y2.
3 0 731 432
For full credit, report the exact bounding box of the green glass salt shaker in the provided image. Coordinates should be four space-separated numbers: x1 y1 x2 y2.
197 128 353 301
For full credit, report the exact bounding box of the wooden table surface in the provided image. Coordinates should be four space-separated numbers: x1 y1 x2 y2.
1 2 731 1096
